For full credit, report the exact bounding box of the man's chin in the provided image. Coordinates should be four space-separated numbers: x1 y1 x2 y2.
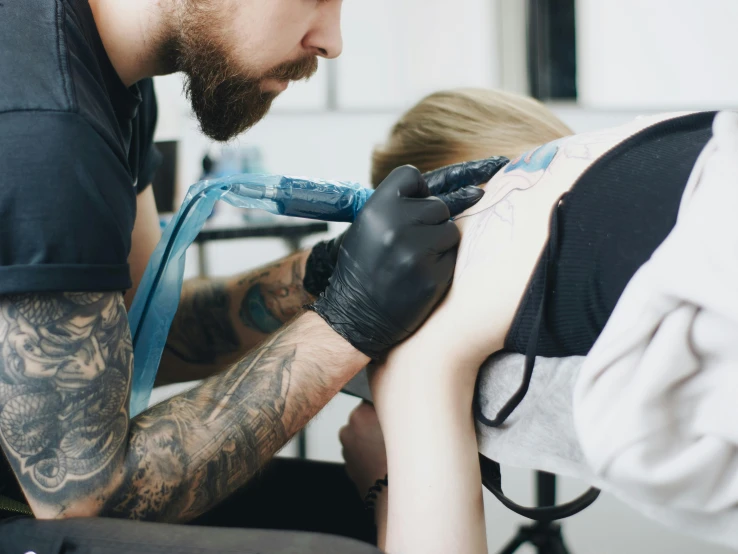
192 95 278 142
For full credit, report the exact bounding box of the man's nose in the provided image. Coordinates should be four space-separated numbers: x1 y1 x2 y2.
303 1 343 59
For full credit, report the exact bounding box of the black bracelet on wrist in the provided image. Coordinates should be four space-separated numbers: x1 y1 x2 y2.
364 474 389 511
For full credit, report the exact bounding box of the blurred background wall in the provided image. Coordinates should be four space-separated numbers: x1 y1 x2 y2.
149 1 738 552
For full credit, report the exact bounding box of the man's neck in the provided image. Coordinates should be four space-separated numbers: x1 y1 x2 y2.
89 0 177 87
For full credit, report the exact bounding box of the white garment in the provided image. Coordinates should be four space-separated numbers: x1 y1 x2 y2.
476 354 591 481
572 111 738 548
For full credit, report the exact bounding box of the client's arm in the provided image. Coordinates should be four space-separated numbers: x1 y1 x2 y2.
370 322 491 554
365 177 533 553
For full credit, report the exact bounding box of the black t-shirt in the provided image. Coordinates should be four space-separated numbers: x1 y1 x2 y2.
0 0 161 507
0 0 162 296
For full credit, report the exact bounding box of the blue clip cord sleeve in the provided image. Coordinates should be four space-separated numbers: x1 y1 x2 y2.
128 180 230 416
128 174 374 417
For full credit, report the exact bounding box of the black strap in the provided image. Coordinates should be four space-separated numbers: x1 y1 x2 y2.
474 195 601 520
474 193 566 428
479 455 600 522
363 474 389 512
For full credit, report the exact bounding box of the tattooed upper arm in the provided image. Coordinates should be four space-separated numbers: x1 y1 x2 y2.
0 292 131 518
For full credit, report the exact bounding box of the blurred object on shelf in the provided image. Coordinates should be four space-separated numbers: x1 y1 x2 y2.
199 145 279 224
152 141 178 213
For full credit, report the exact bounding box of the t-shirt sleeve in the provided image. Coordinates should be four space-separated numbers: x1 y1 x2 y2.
0 110 136 295
135 78 163 194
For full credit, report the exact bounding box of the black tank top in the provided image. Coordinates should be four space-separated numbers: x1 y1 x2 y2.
504 111 716 358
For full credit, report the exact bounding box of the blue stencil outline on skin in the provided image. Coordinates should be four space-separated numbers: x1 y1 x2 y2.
454 140 562 222
505 142 560 173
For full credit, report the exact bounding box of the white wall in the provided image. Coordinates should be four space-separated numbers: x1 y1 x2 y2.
336 0 500 109
577 0 738 110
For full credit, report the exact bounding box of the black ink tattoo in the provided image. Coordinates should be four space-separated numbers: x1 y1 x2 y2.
1 289 341 521
239 286 283 334
237 271 269 288
0 292 130 502
239 260 311 334
165 282 240 364
103 327 297 521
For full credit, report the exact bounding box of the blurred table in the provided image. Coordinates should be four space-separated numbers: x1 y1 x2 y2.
193 217 329 278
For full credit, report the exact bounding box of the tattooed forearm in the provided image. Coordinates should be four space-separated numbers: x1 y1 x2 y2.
103 313 358 522
104 329 292 520
0 292 131 514
238 258 312 334
165 281 240 365
161 251 313 382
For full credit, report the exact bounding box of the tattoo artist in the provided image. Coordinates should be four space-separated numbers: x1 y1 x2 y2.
0 1 507 553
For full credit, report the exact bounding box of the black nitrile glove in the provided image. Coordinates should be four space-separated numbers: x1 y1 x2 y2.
303 156 508 297
309 165 485 360
421 156 509 214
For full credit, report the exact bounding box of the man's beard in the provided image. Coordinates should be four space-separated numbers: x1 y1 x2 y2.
174 10 318 141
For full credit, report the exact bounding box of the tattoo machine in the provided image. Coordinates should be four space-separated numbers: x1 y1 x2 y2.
128 174 375 416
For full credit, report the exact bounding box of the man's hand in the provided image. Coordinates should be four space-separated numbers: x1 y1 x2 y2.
302 157 508 297
340 401 390 546
310 165 485 359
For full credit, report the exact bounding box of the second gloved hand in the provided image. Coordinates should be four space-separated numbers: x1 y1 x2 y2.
303 156 508 297
309 165 485 360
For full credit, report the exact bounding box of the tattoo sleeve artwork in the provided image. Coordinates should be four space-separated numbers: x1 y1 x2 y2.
238 258 312 334
0 293 130 505
165 282 240 365
103 326 299 521
164 254 312 373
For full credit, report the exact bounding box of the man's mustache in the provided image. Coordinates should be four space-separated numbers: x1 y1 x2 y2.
265 56 319 82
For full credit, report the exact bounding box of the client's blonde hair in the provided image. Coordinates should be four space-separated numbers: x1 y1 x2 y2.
371 88 573 185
